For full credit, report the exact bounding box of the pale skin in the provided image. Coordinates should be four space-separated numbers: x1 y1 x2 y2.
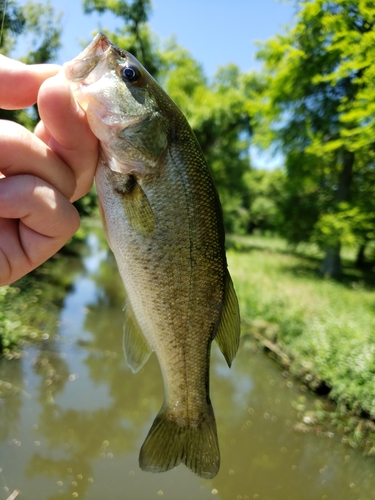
0 55 99 286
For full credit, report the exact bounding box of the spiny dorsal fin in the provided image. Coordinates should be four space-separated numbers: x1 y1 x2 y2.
123 300 153 373
139 403 220 478
215 270 240 367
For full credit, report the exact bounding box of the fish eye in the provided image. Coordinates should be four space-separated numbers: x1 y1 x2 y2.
121 65 140 84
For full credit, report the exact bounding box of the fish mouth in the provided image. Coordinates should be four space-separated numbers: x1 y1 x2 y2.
64 33 146 130
85 32 112 56
64 33 117 82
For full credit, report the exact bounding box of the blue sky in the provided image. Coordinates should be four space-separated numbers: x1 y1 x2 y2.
41 0 295 76
15 0 296 167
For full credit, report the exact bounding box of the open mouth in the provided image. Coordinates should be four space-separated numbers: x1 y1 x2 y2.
64 33 112 82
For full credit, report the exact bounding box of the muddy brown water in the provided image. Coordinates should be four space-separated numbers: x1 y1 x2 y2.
1 234 375 500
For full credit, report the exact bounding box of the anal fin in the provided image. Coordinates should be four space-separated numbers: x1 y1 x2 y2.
215 270 241 367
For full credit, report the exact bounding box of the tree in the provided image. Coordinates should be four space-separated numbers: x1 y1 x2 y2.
82 0 161 75
0 0 62 129
19 1 62 64
0 0 26 54
256 0 375 277
243 168 286 234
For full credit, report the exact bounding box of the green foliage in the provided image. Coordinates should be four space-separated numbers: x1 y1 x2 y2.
1 0 61 63
83 0 160 75
313 202 375 248
19 1 62 64
244 168 286 233
0 254 79 354
230 234 375 420
0 0 26 53
256 0 375 275
0 286 24 352
0 0 62 129
83 0 150 23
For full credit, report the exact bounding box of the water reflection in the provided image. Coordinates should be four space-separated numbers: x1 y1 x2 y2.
1 233 375 499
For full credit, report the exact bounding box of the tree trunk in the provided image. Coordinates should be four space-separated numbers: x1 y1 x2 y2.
321 245 342 278
355 243 367 269
335 150 354 203
321 149 355 278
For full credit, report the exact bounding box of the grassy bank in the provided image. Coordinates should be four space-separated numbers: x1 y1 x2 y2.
0 222 99 357
0 249 83 357
228 234 375 453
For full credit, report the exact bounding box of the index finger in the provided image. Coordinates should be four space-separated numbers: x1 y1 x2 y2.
0 55 61 109
37 71 99 201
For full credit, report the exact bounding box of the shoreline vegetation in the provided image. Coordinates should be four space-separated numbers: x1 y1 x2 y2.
0 229 89 357
228 234 375 455
0 258 69 357
2 233 375 454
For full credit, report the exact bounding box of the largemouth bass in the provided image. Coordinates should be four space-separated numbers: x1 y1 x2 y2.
64 33 240 479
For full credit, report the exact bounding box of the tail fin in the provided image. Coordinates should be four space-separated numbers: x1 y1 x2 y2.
139 405 220 479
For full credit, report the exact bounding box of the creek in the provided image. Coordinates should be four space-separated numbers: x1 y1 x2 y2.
1 233 375 500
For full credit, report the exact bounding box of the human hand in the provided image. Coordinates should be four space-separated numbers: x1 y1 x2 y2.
0 55 99 286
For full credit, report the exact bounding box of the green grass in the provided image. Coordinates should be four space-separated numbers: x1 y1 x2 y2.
227 235 375 430
0 252 81 357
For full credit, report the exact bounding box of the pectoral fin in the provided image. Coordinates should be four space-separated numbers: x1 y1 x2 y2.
123 300 153 373
115 175 156 236
215 270 240 367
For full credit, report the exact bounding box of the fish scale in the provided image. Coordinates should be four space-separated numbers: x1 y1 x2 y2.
65 32 240 479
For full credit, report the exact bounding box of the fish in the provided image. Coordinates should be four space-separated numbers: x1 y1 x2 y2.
64 33 240 479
